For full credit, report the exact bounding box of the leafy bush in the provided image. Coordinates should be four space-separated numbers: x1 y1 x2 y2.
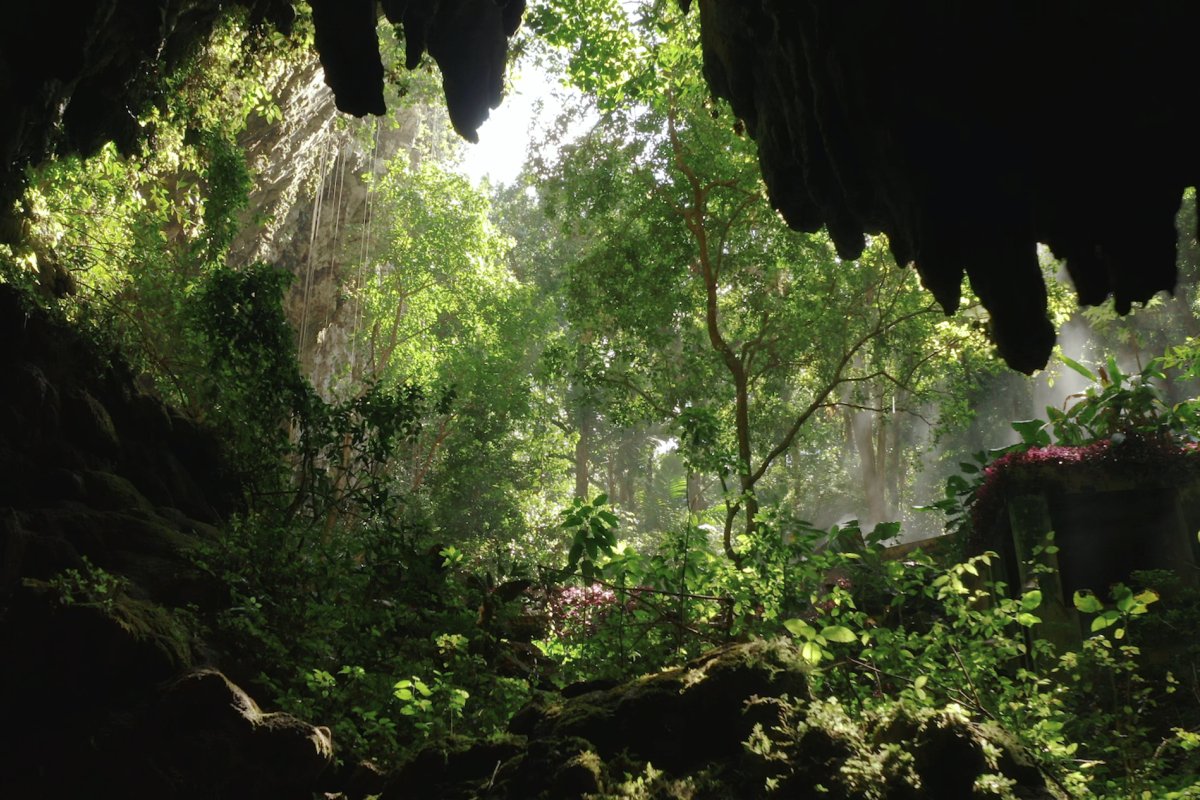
530 491 1200 798
198 511 537 764
47 556 129 610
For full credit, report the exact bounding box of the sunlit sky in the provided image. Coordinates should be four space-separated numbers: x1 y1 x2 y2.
456 61 586 187
456 64 544 186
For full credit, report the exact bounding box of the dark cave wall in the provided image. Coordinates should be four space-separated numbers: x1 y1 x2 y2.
5 1 1200 374
0 0 523 231
0 0 297 225
688 0 1200 372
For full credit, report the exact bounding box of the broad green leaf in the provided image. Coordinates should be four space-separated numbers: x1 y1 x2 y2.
783 618 814 638
567 541 584 568
1020 590 1043 611
1011 419 1050 446
1106 355 1123 385
821 625 857 643
1133 589 1160 607
1073 591 1104 614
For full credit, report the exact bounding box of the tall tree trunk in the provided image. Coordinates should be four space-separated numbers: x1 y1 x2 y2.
574 404 592 500
733 367 759 539
686 470 704 515
849 408 885 529
886 392 907 519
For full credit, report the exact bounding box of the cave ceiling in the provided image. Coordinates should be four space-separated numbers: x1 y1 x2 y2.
3 1 1199 372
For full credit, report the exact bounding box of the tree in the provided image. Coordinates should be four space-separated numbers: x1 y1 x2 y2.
528 1 991 558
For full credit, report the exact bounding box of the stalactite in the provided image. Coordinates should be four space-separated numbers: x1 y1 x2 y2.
688 0 1200 373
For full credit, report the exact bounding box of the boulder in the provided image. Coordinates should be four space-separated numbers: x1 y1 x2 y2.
381 639 1054 799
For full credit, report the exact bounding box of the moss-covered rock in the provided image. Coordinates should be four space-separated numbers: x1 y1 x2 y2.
381 640 1055 800
0 284 334 799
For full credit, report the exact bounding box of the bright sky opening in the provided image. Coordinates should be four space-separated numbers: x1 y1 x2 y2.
457 60 594 188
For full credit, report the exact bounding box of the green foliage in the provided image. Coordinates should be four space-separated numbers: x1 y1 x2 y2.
200 132 254 263
524 1 996 553
199 510 536 764
524 0 647 108
1043 356 1178 444
8 6 1198 796
10 10 309 406
47 556 129 610
561 494 620 580
190 262 313 490
927 351 1200 547
527 499 1200 797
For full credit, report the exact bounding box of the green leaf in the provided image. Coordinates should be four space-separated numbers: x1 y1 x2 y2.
1073 591 1104 614
1020 590 1043 611
1106 355 1123 385
1060 355 1098 382
799 640 822 664
592 493 609 507
820 625 857 643
783 618 814 638
1011 419 1050 446
1133 589 1160 608
1016 612 1041 627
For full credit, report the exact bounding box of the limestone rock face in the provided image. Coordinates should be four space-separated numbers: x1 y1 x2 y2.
226 57 427 397
381 639 1052 799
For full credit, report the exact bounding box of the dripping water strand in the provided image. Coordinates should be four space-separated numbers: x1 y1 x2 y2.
351 118 381 385
325 138 350 339
299 136 331 365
